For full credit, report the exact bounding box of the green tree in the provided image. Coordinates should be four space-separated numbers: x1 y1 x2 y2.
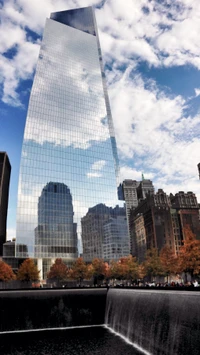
143 248 163 281
0 261 16 282
47 258 69 286
17 259 40 282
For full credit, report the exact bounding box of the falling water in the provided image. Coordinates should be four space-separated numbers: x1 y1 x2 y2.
1 288 200 354
105 288 200 355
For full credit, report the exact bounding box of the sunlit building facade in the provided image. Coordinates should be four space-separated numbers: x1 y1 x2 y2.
16 7 120 278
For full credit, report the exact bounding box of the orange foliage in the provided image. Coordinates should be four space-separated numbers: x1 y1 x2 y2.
160 245 178 277
70 257 87 282
143 248 163 279
0 261 16 282
17 259 39 282
47 258 69 282
178 226 200 277
92 258 107 284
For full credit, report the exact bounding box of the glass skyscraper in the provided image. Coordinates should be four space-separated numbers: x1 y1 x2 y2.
16 6 121 278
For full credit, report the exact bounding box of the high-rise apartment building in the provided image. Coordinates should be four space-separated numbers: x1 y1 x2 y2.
16 7 120 277
0 152 11 256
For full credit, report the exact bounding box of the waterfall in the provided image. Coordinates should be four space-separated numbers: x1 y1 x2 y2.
105 288 200 355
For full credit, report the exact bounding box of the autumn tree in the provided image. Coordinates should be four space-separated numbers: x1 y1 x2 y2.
85 263 94 280
47 258 69 286
92 258 107 285
17 259 40 282
138 263 146 281
0 261 16 282
109 260 121 281
143 248 163 281
160 245 178 282
117 256 139 284
104 262 111 282
70 257 87 286
178 226 200 281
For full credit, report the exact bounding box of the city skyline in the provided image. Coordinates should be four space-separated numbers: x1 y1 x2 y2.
0 0 200 242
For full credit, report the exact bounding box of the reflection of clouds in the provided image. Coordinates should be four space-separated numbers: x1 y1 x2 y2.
17 179 44 222
91 160 106 170
16 179 45 256
87 172 101 178
16 13 120 257
87 159 106 178
25 113 108 150
24 18 109 149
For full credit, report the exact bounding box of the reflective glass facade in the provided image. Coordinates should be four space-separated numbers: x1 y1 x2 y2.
16 7 121 267
35 182 77 258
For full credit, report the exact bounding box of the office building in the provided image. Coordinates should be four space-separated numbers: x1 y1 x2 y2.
0 152 11 256
16 7 120 277
81 204 124 262
130 189 176 260
130 189 200 261
170 191 200 240
35 182 77 279
118 178 154 253
3 240 24 272
103 214 129 262
137 179 155 203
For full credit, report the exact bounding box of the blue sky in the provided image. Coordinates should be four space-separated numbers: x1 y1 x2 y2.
0 0 200 241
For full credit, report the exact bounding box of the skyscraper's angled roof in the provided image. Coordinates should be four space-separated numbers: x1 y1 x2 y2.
50 7 96 36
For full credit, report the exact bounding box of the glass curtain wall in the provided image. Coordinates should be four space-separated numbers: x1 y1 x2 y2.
16 7 122 271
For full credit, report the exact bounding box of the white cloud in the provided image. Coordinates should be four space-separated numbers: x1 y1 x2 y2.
195 88 200 97
0 36 40 106
120 166 155 182
108 66 200 198
1 0 200 106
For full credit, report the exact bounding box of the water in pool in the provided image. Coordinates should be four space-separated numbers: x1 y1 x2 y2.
0 326 145 355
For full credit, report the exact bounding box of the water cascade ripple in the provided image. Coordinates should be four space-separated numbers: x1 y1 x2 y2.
1 288 200 354
105 288 200 355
